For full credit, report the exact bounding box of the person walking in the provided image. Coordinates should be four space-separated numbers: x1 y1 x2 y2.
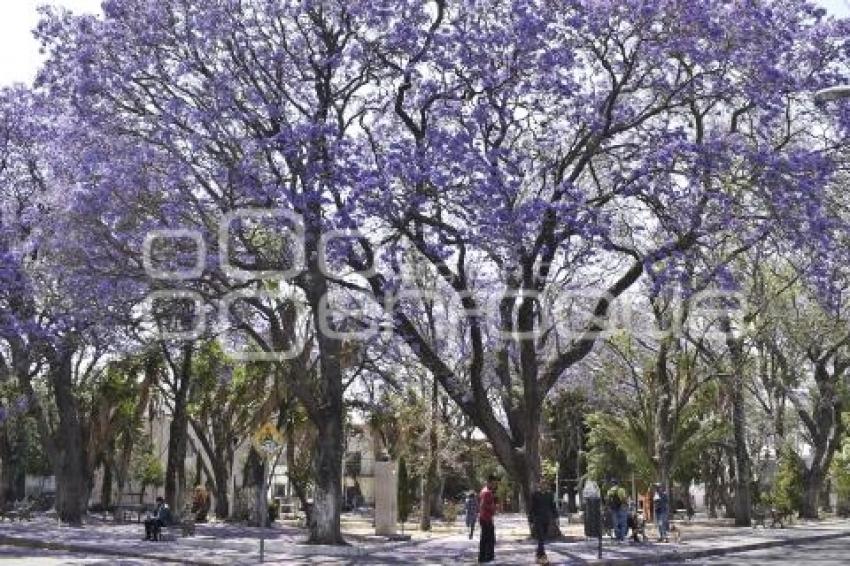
478 475 498 563
530 482 558 564
464 491 479 540
606 481 628 542
653 483 670 542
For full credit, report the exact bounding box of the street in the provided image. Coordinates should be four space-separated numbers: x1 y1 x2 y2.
681 536 850 565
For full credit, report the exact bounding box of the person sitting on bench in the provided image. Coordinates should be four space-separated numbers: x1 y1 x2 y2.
144 497 172 541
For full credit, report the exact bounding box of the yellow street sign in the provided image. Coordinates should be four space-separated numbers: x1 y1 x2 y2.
252 422 283 458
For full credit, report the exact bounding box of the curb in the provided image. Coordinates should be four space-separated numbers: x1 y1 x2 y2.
263 538 414 557
583 530 850 564
0 535 212 565
0 531 441 563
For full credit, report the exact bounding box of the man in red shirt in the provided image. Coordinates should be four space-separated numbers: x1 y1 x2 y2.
478 475 499 562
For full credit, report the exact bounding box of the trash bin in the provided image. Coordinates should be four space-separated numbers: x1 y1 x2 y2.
582 480 603 558
584 495 602 538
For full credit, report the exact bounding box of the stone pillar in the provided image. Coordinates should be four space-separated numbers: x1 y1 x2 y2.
374 461 398 536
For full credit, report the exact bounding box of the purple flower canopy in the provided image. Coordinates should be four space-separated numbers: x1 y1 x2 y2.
0 0 846 365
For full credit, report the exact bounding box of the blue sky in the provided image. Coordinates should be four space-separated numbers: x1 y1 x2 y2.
0 0 849 86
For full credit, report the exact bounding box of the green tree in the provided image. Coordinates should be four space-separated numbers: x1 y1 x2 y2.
770 447 805 516
132 441 165 501
398 457 412 534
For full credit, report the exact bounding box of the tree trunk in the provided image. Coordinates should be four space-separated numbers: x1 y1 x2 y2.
243 448 265 526
308 411 344 544
301 216 345 545
0 424 20 507
285 420 311 526
721 446 737 519
165 344 193 512
0 426 11 508
420 376 439 531
419 477 432 530
101 457 113 509
723 317 752 527
51 348 89 525
800 469 823 519
793 360 844 520
731 391 752 527
212 457 230 519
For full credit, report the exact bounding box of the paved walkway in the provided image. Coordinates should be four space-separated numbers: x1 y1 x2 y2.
0 514 848 564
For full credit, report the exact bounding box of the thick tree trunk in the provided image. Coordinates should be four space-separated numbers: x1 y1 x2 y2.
794 360 844 520
212 457 230 519
165 344 193 513
308 412 344 544
301 217 345 545
800 468 824 519
244 448 265 526
51 348 89 525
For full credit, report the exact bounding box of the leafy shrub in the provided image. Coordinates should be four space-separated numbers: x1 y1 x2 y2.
771 448 804 515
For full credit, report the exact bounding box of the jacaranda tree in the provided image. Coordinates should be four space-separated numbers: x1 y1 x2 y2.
31 0 850 535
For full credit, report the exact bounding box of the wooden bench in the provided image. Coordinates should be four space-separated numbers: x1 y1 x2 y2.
151 517 195 541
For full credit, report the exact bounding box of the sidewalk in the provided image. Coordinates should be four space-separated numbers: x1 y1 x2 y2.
358 515 850 564
0 516 410 564
488 517 850 564
0 514 848 564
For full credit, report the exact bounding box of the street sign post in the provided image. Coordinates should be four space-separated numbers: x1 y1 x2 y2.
252 423 283 563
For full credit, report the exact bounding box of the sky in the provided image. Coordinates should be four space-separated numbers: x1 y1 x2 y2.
0 0 849 86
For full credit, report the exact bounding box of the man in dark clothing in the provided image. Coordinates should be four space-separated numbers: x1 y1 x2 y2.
144 497 172 541
530 483 558 563
478 475 499 563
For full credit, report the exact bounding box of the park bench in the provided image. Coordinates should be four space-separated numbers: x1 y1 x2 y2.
114 503 148 523
752 506 790 529
150 504 197 541
151 514 196 541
